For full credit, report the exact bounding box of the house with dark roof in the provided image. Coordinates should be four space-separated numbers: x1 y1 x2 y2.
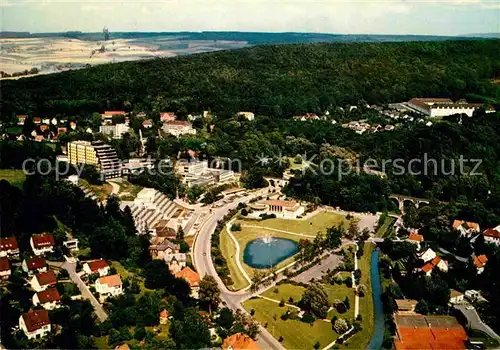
83 259 110 277
30 234 55 256
30 271 57 292
19 309 51 339
0 257 11 281
149 238 180 260
22 257 47 275
483 226 500 246
32 287 61 310
0 236 19 257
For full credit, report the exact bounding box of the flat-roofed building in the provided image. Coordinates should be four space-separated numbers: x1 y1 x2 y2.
99 123 130 139
407 98 494 117
67 140 121 179
248 199 305 219
162 120 196 137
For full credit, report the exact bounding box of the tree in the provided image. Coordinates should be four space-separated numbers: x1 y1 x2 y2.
242 167 267 189
217 307 234 329
199 275 221 314
415 300 430 315
403 203 418 228
344 296 350 310
176 226 185 240
170 308 211 349
333 318 349 334
357 284 367 297
300 283 330 319
347 219 359 239
325 225 343 250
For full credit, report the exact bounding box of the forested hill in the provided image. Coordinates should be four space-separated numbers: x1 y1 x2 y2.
2 40 500 119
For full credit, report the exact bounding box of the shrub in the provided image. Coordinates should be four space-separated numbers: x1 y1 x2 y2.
273 288 279 294
250 309 255 316
288 297 294 304
278 336 284 342
231 223 241 231
301 313 315 324
334 318 349 334
314 341 320 349
241 208 248 216
279 298 285 307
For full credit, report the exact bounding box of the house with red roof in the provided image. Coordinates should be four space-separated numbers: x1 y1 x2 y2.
0 236 19 257
32 287 61 310
452 220 480 238
420 256 448 277
407 231 424 250
175 266 201 298
33 117 42 124
95 274 123 300
22 257 47 275
19 309 51 340
0 257 11 281
30 234 55 256
483 225 500 246
223 333 260 350
83 259 110 277
160 112 176 122
30 271 57 292
473 255 488 274
142 120 153 128
159 309 169 324
17 115 27 126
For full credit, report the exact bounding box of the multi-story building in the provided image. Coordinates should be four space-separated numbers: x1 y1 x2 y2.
19 309 51 340
175 159 235 188
95 274 123 300
407 98 495 117
99 123 130 139
162 120 197 137
30 234 55 256
175 267 200 299
67 140 121 179
235 111 255 121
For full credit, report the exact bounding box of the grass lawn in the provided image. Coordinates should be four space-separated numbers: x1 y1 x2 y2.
94 335 108 349
79 179 113 201
0 169 26 188
238 211 348 236
220 230 250 291
262 283 306 304
243 298 337 350
110 261 153 297
344 242 375 349
375 216 395 238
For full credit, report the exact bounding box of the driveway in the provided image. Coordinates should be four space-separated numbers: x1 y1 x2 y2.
47 260 108 322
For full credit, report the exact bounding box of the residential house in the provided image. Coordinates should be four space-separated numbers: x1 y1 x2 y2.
30 271 57 292
175 267 200 299
149 238 180 260
0 257 11 281
417 248 437 263
63 238 79 251
17 115 27 125
293 113 319 121
32 288 61 310
473 255 488 274
452 220 480 238
0 236 19 257
57 127 67 135
164 254 187 274
42 118 50 125
160 112 176 122
420 256 448 277
395 299 418 314
162 120 196 137
222 332 260 350
407 232 424 250
33 117 41 125
83 259 110 277
449 289 464 304
236 111 255 121
22 257 47 275
142 120 153 128
40 125 49 132
70 121 77 130
30 234 55 256
102 111 126 122
465 290 481 302
99 123 130 139
34 135 45 142
483 226 500 246
51 117 58 125
19 309 51 340
95 274 123 299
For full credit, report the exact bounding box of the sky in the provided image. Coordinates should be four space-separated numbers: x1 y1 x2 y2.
1 0 499 36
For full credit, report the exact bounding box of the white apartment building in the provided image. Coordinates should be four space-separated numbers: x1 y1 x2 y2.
162 120 197 137
407 98 494 117
99 123 130 139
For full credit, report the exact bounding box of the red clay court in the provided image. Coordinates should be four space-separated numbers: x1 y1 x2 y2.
395 314 468 350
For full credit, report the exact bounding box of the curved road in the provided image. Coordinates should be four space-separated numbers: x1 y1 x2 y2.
193 189 285 350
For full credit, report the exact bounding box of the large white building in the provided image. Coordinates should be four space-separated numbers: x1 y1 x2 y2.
175 159 235 188
407 98 494 117
162 120 197 137
248 199 305 219
99 123 130 139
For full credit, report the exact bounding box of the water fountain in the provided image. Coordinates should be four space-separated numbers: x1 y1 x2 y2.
243 234 298 269
261 233 273 244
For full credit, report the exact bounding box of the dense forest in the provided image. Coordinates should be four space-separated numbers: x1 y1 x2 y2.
2 40 500 119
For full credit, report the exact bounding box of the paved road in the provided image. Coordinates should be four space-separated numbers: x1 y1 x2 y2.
193 189 285 350
455 304 500 341
48 260 108 322
292 254 342 283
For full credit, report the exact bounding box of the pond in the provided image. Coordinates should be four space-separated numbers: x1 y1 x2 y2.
243 237 299 269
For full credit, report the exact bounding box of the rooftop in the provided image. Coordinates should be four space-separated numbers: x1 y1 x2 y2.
0 257 10 271
25 256 46 270
31 233 55 249
97 274 122 287
175 266 200 287
223 333 260 350
36 287 61 303
22 309 50 332
0 236 18 251
35 271 57 286
85 259 109 272
473 255 488 269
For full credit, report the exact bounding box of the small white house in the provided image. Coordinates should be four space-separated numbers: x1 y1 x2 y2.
483 226 500 246
83 259 110 277
30 234 55 256
465 290 481 302
30 271 57 292
19 309 51 340
95 274 123 299
32 288 61 310
449 289 464 304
